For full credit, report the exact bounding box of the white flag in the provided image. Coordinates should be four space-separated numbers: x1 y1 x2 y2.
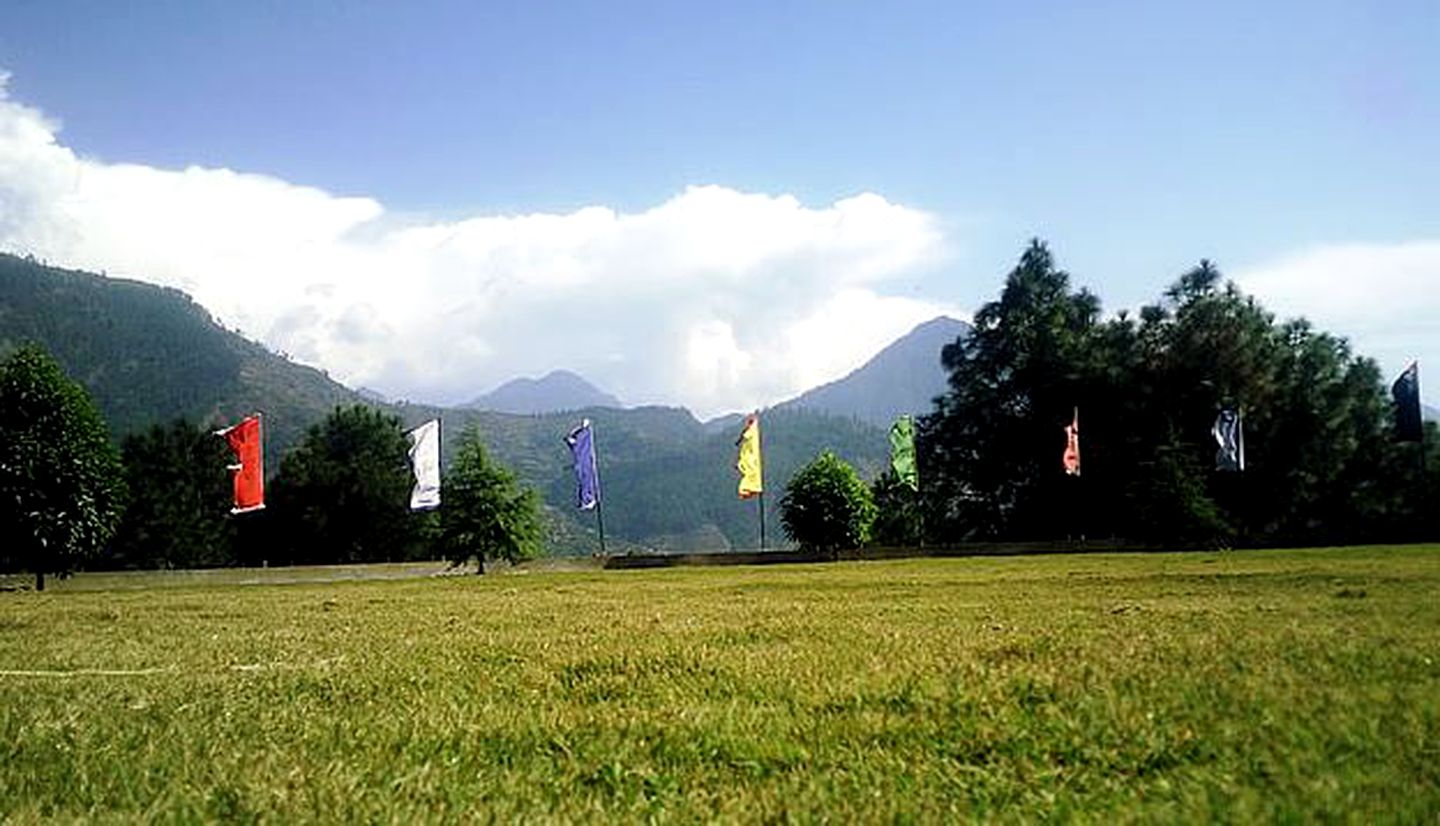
406 419 441 510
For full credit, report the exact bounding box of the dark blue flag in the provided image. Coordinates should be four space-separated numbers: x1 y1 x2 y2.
565 419 601 510
1392 362 1422 443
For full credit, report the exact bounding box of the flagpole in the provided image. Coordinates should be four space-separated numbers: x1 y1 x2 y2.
758 491 766 551
593 427 607 557
595 496 607 556
916 484 924 550
1074 405 1081 543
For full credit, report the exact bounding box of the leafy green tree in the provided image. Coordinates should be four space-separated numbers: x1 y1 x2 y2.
439 425 543 573
0 344 127 588
780 451 876 556
109 419 236 569
1125 446 1231 546
268 405 427 565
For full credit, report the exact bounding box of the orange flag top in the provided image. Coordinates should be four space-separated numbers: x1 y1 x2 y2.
1063 408 1080 477
219 414 265 513
736 413 763 499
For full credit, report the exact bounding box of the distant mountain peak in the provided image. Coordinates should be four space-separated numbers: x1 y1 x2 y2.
356 386 391 404
465 369 622 414
775 315 970 427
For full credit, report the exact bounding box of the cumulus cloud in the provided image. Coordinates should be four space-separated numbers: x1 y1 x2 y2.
1235 241 1440 395
0 76 956 418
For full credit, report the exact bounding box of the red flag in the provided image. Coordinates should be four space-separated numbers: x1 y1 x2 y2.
217 414 265 513
1062 408 1080 476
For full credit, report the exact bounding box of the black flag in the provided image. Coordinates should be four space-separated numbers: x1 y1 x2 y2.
1213 408 1245 472
1392 362 1422 442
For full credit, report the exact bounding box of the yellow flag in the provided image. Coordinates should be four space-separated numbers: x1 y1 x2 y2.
735 413 763 499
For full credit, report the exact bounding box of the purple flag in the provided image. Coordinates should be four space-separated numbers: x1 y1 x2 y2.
565 419 601 510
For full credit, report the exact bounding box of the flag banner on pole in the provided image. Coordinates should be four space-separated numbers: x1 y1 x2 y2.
216 414 265 513
1062 408 1081 476
736 413 763 499
1392 362 1423 442
1213 408 1245 471
889 414 919 491
406 419 442 510
564 419 601 510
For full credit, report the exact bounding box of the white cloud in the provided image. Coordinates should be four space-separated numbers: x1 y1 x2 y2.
0 77 958 419
1235 241 1440 397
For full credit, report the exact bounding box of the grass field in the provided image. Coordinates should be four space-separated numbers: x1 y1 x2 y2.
1 546 1437 821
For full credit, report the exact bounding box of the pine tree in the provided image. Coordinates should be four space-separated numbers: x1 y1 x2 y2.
267 405 426 565
440 425 543 573
109 419 236 569
921 239 1100 540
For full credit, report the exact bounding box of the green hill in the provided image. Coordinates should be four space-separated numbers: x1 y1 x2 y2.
0 253 890 555
0 253 360 461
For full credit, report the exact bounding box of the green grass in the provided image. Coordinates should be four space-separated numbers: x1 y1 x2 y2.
1 547 1437 821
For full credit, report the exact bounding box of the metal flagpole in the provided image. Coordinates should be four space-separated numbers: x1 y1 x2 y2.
587 423 604 561
915 476 924 550
758 491 766 550
593 428 607 557
595 497 607 556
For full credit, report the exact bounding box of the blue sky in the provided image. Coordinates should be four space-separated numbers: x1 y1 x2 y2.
1 1 1436 414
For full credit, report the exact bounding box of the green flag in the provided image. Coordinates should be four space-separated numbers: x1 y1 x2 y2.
889 415 919 492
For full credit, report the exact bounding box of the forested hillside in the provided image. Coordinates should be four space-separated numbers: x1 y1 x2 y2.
0 253 891 556
776 315 970 426
0 254 360 459
392 402 887 552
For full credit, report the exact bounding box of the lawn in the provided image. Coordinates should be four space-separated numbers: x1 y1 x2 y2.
1 546 1436 821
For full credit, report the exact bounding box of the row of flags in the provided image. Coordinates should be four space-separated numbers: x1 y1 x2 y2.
210 363 1423 522
1057 362 1423 478
211 415 444 516
728 412 923 498
1056 407 1242 478
208 414 607 524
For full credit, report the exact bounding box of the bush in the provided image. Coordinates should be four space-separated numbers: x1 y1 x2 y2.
780 451 876 557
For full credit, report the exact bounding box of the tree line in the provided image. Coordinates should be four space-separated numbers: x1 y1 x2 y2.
913 241 1436 547
4 239 1437 584
769 241 1438 556
0 350 543 588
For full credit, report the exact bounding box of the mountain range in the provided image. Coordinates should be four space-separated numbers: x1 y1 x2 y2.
465 370 622 414
0 253 963 553
457 318 971 426
0 254 358 466
775 315 968 426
